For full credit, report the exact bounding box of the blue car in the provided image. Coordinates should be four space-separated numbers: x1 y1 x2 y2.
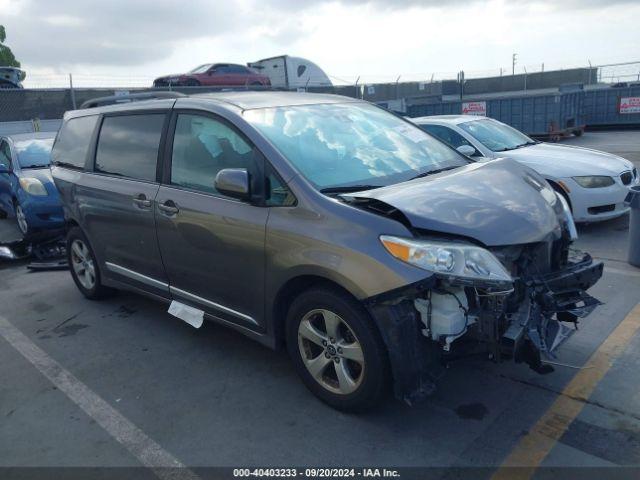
0 132 63 237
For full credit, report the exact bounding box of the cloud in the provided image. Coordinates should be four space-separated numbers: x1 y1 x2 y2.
255 0 639 8
2 0 638 73
5 0 242 67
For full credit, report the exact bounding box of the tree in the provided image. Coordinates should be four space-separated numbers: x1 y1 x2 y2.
0 25 21 68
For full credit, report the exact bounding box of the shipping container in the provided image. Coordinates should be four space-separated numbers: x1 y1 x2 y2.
583 85 640 127
406 90 586 138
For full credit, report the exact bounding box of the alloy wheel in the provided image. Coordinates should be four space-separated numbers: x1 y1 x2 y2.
70 239 96 290
297 309 365 395
15 204 28 235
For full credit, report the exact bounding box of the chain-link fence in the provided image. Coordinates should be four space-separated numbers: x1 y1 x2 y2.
1 60 639 132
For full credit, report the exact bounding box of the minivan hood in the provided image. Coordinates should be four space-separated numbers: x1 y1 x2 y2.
343 159 562 247
503 143 634 177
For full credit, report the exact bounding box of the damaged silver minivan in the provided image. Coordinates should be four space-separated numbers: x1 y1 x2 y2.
51 92 603 411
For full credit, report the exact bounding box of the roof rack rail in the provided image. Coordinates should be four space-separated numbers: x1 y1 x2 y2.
79 91 186 109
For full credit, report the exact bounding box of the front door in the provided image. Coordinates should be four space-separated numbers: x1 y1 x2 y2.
80 112 170 296
155 112 268 329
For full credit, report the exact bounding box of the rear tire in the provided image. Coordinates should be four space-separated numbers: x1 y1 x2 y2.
67 227 115 300
286 287 390 412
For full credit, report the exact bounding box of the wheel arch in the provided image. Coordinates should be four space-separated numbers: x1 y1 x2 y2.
271 274 368 349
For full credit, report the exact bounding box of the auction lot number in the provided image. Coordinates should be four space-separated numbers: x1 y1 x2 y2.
233 468 400 478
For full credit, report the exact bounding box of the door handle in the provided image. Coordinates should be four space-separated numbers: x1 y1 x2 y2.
133 193 152 209
158 200 179 215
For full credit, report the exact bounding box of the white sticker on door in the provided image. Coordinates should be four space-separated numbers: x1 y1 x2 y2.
168 301 204 329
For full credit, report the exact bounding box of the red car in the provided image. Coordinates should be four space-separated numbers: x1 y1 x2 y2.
153 63 270 87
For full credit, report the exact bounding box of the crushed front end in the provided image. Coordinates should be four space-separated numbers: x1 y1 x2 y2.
365 226 603 406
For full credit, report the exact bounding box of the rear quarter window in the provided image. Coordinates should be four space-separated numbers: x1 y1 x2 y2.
51 115 99 169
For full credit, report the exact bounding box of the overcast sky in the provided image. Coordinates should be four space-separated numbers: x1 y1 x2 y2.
1 0 639 86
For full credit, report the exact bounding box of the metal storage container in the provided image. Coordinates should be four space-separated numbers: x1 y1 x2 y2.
583 85 640 127
406 90 586 138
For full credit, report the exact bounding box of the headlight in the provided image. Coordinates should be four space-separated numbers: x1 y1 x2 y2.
19 178 48 196
556 193 577 240
572 176 614 188
380 235 512 284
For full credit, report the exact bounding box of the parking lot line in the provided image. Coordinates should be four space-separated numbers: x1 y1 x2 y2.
491 302 640 480
0 315 200 480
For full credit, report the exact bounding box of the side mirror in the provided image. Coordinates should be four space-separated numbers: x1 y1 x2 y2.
215 168 250 200
456 145 477 157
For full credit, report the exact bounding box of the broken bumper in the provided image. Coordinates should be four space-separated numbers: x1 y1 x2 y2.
502 254 603 372
363 254 603 405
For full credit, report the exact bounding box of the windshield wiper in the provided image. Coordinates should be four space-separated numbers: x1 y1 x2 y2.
21 164 49 169
514 141 538 149
497 141 538 152
409 165 459 180
320 185 382 194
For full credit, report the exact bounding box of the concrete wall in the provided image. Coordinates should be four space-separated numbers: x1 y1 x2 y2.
0 67 604 124
0 119 62 135
443 68 597 96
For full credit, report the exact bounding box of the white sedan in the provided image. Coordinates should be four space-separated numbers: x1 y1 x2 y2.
412 115 638 223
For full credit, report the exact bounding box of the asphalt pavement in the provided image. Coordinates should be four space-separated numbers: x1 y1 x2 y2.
1 131 639 479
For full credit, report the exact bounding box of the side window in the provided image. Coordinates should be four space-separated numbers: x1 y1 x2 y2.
266 166 296 207
95 114 165 181
422 124 477 152
51 115 99 169
170 114 256 197
0 141 11 169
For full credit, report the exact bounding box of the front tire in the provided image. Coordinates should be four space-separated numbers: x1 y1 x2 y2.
286 287 390 412
14 201 29 236
67 227 115 300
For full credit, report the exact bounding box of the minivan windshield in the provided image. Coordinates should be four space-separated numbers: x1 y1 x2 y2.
15 138 54 168
243 103 469 190
459 118 536 152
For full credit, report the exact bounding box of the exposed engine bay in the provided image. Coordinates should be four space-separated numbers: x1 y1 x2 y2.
339 162 604 405
364 235 603 405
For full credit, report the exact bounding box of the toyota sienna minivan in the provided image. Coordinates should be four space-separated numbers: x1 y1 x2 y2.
51 92 603 411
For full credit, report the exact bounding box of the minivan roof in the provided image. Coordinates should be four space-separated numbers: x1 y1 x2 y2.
191 91 358 110
68 91 361 119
